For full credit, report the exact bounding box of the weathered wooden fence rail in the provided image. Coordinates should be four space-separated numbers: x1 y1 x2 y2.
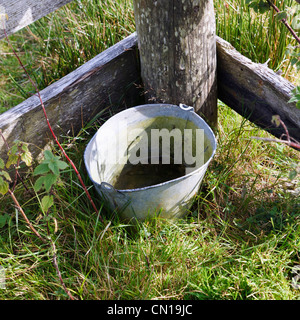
0 0 73 39
0 32 141 160
217 37 300 142
0 0 299 162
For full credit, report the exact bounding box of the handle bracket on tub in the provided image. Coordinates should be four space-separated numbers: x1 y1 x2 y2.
179 103 194 112
100 182 128 198
100 182 115 191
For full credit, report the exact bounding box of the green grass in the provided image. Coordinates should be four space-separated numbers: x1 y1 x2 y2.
0 0 299 300
0 0 136 111
0 103 299 300
215 0 299 83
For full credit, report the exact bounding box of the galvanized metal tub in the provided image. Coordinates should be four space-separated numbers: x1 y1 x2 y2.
84 104 216 221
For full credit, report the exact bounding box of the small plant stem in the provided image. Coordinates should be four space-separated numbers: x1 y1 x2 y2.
51 240 76 300
279 118 291 142
3 29 102 222
251 136 300 149
8 189 46 242
11 156 21 192
266 0 300 45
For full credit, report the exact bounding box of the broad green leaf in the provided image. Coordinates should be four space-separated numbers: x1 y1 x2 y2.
56 160 68 170
21 143 29 153
34 176 46 192
48 160 59 176
0 159 4 169
5 140 32 168
21 149 32 166
248 0 270 14
292 86 300 95
41 150 67 175
44 150 55 161
34 173 57 192
41 195 54 213
289 86 300 109
275 11 288 21
9 140 20 156
0 170 12 182
0 214 8 228
249 2 259 12
257 1 269 14
0 216 6 228
33 163 50 176
6 154 18 169
0 176 9 195
289 96 299 103
44 173 57 192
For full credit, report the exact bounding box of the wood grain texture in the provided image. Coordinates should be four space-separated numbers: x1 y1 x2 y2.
216 36 300 142
0 32 298 163
0 33 142 160
0 0 73 39
132 0 218 129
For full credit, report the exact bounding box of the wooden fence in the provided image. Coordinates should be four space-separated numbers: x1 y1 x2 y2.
0 0 73 39
0 0 299 161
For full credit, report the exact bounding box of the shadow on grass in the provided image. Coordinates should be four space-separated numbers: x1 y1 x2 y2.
189 177 300 243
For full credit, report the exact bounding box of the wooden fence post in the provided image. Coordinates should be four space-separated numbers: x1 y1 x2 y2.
132 0 217 129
